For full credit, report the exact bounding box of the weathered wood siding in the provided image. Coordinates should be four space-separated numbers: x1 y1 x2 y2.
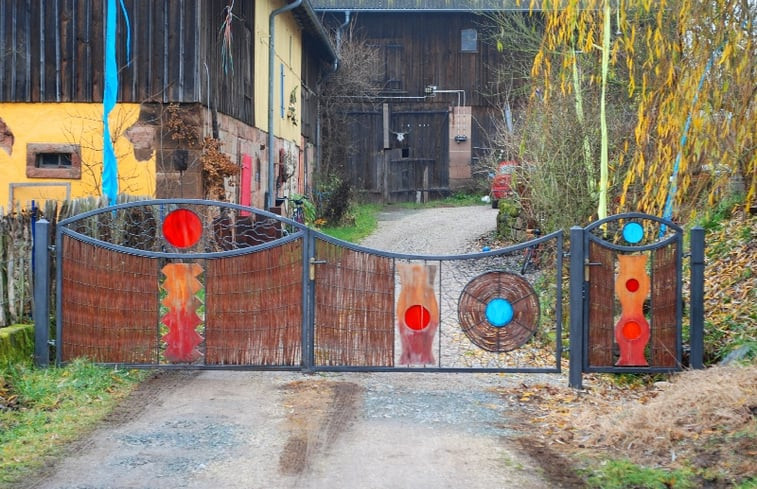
346 12 505 107
0 0 255 125
317 10 512 199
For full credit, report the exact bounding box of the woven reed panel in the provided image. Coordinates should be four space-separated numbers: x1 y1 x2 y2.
205 241 303 365
651 242 679 367
61 238 159 363
587 242 615 366
313 240 394 366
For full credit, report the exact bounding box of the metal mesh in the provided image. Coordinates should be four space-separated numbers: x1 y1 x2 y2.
62 201 289 254
586 214 679 247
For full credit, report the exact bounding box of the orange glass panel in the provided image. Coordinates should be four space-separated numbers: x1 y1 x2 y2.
161 263 204 363
614 254 650 366
396 263 439 365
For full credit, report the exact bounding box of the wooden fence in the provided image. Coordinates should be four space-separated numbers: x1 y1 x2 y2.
0 196 146 327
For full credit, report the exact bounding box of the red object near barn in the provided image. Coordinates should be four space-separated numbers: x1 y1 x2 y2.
489 160 518 208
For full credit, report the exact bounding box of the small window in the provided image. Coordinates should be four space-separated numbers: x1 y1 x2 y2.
26 143 82 179
461 28 478 53
37 153 73 169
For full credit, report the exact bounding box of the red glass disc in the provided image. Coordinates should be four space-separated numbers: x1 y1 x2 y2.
625 278 640 292
404 305 431 331
621 320 642 340
162 209 202 248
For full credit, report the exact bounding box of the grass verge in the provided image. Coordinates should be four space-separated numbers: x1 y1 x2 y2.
0 359 147 484
319 202 381 243
390 191 487 209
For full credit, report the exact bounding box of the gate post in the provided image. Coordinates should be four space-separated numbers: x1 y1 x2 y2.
301 229 315 372
33 218 50 367
568 226 585 389
689 226 705 369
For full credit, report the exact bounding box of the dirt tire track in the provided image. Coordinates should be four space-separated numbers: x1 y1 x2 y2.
278 380 362 478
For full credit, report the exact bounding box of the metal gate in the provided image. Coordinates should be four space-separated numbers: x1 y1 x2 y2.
33 199 565 373
568 213 705 388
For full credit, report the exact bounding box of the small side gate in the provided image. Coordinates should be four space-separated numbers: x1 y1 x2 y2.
34 199 565 373
568 213 705 388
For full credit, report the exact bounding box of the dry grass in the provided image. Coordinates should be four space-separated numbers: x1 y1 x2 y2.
577 366 756 456
498 364 757 485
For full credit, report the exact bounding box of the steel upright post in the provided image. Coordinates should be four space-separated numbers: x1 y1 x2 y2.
689 226 705 369
33 218 51 367
302 230 314 372
569 226 585 388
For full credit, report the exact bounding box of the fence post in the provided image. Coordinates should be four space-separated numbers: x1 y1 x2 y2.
568 226 585 389
33 218 50 367
689 226 705 369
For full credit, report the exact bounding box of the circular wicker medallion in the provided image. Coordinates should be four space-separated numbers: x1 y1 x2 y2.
458 271 540 352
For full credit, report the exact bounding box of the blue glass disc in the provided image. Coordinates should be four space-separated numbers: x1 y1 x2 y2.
485 298 514 328
622 222 644 244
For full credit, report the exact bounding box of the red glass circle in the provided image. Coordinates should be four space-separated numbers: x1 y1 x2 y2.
404 305 431 331
162 209 202 248
621 321 642 340
625 278 640 292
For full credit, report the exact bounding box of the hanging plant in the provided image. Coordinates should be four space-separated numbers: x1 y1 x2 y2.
201 137 238 201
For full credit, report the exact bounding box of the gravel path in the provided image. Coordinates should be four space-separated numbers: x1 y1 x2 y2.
359 205 499 254
14 205 572 489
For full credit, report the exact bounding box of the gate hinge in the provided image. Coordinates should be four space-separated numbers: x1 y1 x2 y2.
309 257 327 280
48 245 56 253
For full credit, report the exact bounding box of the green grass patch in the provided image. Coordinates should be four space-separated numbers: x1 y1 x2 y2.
585 459 696 489
0 359 147 484
319 203 381 243
392 191 487 209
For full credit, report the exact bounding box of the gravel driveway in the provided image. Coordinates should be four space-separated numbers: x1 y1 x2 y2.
16 205 572 489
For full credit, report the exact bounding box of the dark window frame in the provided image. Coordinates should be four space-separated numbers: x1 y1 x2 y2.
461 28 478 53
26 143 82 179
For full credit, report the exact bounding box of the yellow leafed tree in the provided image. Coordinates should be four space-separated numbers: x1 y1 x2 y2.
527 0 755 220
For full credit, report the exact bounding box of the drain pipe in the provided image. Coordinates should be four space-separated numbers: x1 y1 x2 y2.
335 10 350 53
268 0 303 209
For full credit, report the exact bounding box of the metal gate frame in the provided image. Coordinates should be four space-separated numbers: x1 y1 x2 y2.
568 213 705 389
32 199 565 374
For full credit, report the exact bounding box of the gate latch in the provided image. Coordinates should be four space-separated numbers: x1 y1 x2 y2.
584 259 602 279
309 257 327 280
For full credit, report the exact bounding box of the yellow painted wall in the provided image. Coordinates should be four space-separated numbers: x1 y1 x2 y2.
254 1 303 144
0 103 155 211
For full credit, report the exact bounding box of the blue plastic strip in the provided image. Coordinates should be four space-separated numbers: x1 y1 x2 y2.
102 0 118 205
119 0 131 63
661 46 722 235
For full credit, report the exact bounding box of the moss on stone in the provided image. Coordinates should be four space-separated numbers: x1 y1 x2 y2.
0 324 34 366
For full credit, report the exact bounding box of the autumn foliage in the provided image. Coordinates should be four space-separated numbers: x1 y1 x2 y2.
524 0 755 221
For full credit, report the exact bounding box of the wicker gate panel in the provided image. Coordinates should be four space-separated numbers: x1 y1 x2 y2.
587 241 615 367
205 240 303 366
313 239 395 367
651 242 679 367
61 237 159 363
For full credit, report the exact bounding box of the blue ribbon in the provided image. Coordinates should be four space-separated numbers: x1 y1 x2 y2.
102 0 130 205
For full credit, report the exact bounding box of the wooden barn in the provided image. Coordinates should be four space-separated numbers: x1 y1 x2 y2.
312 0 529 202
0 0 336 211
